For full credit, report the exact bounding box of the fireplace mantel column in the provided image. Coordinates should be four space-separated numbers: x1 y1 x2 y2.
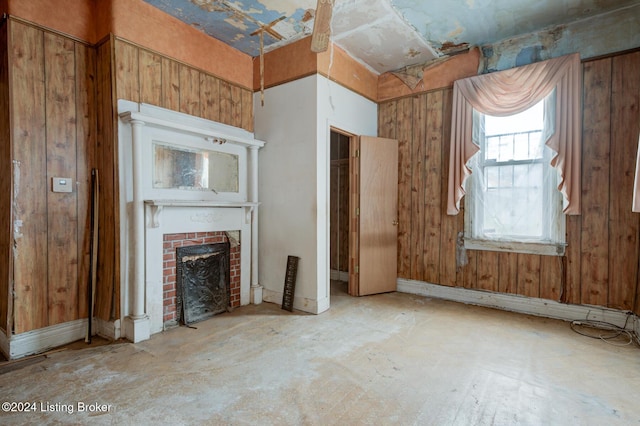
248 145 262 304
123 117 150 342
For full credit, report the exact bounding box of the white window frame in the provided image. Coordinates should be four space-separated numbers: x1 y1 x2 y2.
464 107 566 257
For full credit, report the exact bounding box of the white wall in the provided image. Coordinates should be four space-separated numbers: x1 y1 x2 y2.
254 74 377 313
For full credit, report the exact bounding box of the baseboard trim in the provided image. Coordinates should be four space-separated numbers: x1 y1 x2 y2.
6 319 89 360
330 270 349 282
95 318 121 341
263 289 328 314
398 278 633 330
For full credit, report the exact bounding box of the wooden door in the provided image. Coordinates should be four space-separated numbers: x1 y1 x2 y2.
349 136 399 296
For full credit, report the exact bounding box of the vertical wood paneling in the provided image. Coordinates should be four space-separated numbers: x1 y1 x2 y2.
462 249 477 289
439 89 459 286
219 80 232 125
139 49 162 106
539 255 562 301
330 163 339 271
161 57 180 111
424 90 443 282
339 162 349 271
477 251 499 292
0 22 11 333
75 43 96 320
241 88 253 132
115 39 139 103
581 59 611 306
608 52 640 310
11 22 48 333
44 32 78 325
378 101 397 140
396 98 412 278
114 40 253 131
564 216 582 304
179 65 200 116
517 255 540 298
410 95 425 280
498 252 518 294
95 38 116 321
231 84 242 128
200 73 220 122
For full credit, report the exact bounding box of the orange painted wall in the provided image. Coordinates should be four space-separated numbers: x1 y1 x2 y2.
253 36 378 102
6 0 95 42
6 0 253 89
253 37 318 91
318 44 378 101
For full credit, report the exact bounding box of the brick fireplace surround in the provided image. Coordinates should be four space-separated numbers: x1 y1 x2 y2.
163 231 241 326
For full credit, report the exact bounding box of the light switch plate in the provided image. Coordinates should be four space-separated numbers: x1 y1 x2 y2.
52 177 73 193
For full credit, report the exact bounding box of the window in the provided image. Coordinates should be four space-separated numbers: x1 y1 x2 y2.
464 96 566 256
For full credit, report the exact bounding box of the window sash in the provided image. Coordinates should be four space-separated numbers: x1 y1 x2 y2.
464 107 566 256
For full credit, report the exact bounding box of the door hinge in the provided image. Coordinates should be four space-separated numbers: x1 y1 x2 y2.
354 149 360 158
355 207 360 216
354 265 359 274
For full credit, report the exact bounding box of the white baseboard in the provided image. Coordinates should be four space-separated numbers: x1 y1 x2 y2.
6 319 89 360
95 318 121 341
330 270 349 282
398 278 634 330
263 289 328 314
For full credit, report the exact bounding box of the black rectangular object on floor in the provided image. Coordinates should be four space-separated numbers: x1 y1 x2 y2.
282 256 299 312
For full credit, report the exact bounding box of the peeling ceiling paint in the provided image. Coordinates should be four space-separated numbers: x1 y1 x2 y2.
143 0 640 74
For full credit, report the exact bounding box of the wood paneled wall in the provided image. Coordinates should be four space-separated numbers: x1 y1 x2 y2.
0 20 11 334
114 39 254 132
2 26 258 332
94 36 118 322
379 51 640 313
8 20 96 333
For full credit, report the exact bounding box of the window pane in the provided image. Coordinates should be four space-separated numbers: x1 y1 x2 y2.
486 166 500 188
498 135 512 162
499 165 514 188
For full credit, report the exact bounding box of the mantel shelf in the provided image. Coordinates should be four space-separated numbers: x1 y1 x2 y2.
144 200 259 228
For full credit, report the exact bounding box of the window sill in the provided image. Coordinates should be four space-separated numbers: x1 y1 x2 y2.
464 238 566 256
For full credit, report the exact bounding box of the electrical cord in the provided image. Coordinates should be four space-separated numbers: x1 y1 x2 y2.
569 313 638 347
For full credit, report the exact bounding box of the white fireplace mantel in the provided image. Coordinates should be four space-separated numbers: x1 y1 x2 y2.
144 200 260 228
117 100 265 343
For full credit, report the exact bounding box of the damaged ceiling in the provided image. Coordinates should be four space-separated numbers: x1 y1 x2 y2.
143 0 639 74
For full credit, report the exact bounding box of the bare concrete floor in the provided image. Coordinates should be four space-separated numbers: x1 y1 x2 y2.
1 281 639 425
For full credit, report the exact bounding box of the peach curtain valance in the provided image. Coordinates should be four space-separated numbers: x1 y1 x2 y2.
447 53 582 215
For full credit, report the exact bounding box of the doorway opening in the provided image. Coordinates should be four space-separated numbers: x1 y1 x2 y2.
329 129 399 298
329 129 352 296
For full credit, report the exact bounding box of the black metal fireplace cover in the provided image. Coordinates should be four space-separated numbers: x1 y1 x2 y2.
176 242 230 325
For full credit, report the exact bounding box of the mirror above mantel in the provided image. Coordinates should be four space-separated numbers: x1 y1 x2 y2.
152 142 240 193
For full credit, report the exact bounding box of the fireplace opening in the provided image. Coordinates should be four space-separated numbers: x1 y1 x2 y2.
176 242 230 325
